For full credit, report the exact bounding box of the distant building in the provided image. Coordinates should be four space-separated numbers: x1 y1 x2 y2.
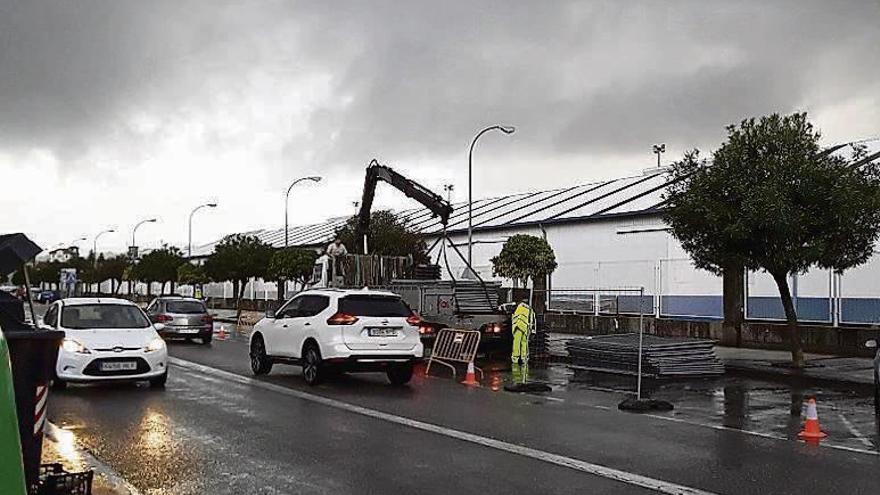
47 246 79 263
192 141 880 325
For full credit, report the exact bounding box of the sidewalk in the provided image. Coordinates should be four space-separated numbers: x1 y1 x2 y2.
42 424 135 495
549 333 876 388
716 346 876 387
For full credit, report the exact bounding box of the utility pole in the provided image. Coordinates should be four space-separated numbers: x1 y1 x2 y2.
653 143 666 168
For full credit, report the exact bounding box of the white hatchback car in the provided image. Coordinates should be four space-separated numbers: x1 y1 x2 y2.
42 298 169 388
249 289 424 386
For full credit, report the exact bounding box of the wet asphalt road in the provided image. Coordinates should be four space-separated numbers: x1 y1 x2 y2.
46 333 880 494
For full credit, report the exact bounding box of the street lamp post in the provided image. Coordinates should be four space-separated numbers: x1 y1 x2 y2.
285 176 322 247
93 229 115 268
188 203 217 257
131 218 158 256
468 125 515 269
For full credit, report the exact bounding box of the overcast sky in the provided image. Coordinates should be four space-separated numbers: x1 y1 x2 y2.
2 0 878 255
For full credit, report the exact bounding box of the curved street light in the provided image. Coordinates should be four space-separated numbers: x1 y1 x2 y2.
188 203 217 257
468 125 515 268
131 218 158 249
93 228 116 268
285 176 322 247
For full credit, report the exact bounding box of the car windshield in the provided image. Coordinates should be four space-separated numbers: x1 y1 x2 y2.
338 295 411 317
61 304 150 329
166 300 206 314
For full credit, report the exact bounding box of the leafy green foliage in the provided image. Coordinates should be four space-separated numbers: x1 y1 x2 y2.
177 262 209 285
97 255 129 289
132 246 184 286
491 234 557 284
335 210 429 264
664 112 880 366
204 234 272 284
268 248 319 286
204 234 273 319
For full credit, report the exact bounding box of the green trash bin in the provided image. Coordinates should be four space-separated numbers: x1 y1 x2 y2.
0 329 27 495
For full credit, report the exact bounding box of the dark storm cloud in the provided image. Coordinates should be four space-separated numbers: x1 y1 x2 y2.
1 0 877 168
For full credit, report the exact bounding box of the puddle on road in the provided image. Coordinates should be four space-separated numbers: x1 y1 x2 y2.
478 359 880 454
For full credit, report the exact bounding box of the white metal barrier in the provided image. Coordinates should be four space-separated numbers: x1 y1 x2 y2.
425 328 482 379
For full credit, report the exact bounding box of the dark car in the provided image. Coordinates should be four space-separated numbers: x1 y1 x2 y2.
145 296 213 345
36 290 61 304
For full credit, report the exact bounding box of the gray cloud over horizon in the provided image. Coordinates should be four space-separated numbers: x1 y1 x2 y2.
1 0 878 249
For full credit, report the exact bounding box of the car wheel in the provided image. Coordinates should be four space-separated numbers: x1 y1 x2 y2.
250 336 273 376
387 362 414 386
302 344 324 386
149 371 168 389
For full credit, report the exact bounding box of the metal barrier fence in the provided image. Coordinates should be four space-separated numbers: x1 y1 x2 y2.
425 328 482 379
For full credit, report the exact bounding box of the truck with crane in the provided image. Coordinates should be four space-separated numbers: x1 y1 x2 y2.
308 160 511 352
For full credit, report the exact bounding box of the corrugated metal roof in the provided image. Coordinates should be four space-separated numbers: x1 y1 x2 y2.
191 138 880 257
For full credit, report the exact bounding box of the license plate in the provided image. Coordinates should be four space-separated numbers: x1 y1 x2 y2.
178 328 199 334
367 327 398 337
100 361 137 372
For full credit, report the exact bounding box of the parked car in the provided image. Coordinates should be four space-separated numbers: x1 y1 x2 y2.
36 290 61 304
41 298 168 388
249 289 424 386
145 296 213 345
867 339 879 412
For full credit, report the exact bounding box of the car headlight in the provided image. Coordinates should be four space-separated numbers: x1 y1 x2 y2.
144 337 166 353
61 338 91 354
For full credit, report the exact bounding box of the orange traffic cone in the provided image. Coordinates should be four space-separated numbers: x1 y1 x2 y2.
217 324 228 341
462 362 479 386
798 397 827 441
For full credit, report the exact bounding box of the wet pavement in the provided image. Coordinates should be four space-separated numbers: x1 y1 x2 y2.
41 320 880 494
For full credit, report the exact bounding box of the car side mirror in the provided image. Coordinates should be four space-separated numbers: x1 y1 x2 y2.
866 339 877 349
266 309 276 319
153 323 166 332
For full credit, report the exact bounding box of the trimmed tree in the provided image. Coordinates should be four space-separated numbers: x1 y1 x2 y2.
133 246 185 296
491 234 557 310
335 210 429 263
177 262 209 297
664 113 880 367
268 247 319 300
203 234 273 321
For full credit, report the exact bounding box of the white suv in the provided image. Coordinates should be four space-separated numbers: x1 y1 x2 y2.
249 289 424 386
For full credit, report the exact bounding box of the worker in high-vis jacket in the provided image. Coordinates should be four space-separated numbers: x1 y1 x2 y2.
511 299 534 364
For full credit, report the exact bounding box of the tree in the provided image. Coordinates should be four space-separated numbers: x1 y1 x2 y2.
133 246 185 296
268 247 319 299
664 113 880 367
98 255 129 294
204 234 273 321
491 234 558 286
334 210 429 264
177 262 208 286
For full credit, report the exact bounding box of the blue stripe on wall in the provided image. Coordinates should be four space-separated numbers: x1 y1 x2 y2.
661 295 722 318
841 298 880 324
746 296 830 322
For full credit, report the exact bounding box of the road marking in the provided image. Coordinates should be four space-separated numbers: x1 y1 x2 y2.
838 414 874 449
46 422 143 495
170 357 716 495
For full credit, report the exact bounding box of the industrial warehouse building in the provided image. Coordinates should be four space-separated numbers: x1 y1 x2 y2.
189 143 880 327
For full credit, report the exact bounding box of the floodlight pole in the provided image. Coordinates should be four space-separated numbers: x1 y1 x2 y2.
637 286 645 400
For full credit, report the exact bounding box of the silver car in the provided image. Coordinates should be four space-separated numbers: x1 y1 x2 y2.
145 296 213 345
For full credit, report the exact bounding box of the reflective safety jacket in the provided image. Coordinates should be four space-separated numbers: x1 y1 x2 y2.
512 303 533 332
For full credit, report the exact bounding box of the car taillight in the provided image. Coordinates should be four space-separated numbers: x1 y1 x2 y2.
156 314 173 323
327 312 359 325
418 325 434 335
406 313 421 326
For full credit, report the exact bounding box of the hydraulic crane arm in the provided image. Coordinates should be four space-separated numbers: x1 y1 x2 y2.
356 159 453 253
